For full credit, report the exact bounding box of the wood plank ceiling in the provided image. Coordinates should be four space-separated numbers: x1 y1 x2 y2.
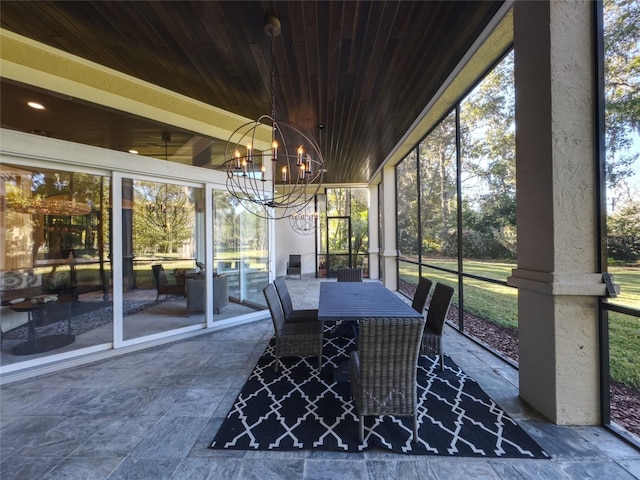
0 1 503 184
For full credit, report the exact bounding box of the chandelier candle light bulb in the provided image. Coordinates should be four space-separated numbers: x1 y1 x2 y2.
297 146 303 165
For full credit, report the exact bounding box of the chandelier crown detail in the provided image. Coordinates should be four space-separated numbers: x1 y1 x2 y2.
224 15 324 220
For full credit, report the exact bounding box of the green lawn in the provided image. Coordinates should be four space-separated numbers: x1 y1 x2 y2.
400 261 640 390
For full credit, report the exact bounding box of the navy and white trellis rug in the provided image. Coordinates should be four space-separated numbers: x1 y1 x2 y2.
210 331 549 458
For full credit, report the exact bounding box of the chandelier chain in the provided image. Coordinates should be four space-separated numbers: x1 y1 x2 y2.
270 31 276 124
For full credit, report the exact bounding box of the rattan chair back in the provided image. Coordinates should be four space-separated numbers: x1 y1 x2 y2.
421 282 454 370
425 283 454 336
411 277 433 314
274 277 318 323
336 267 363 282
350 316 426 443
263 283 286 335
273 277 294 317
263 283 324 371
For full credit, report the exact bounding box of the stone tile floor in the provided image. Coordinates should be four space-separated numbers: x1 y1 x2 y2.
1 277 639 479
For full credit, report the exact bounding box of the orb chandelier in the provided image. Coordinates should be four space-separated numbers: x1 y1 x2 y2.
224 15 324 220
289 202 318 235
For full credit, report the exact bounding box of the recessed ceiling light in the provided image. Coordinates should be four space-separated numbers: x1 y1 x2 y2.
27 101 45 110
128 149 139 154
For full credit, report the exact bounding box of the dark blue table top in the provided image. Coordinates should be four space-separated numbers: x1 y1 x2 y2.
318 282 423 321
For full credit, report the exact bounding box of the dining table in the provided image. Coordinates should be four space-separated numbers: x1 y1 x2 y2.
318 281 424 381
318 281 423 322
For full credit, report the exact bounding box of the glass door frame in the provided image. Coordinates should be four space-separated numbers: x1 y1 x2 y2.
112 172 209 348
325 215 352 277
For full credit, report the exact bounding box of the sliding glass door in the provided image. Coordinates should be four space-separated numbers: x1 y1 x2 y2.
123 177 205 340
212 190 268 309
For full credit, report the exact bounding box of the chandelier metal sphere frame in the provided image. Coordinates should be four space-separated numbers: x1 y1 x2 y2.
288 202 319 235
224 16 325 220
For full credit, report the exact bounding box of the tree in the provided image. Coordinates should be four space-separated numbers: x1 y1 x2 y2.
607 201 640 263
457 51 517 260
133 182 194 255
604 0 640 197
396 153 420 258
350 188 369 268
413 111 459 259
604 0 640 264
419 112 458 249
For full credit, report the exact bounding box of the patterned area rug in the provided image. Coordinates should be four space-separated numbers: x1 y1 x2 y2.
211 331 549 458
3 300 156 339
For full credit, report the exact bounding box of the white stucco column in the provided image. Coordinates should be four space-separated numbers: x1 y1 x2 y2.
367 183 380 280
508 0 606 424
381 166 398 290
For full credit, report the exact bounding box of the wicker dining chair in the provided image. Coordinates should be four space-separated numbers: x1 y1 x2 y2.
349 316 426 443
411 277 433 315
421 282 454 370
263 283 324 372
336 267 363 282
273 277 318 323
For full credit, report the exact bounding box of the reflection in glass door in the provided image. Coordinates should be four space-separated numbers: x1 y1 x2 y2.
0 164 112 366
123 178 205 340
212 191 268 309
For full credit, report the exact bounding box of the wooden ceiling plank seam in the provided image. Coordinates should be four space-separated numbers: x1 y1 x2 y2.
301 1 319 77
148 4 234 93
364 5 477 146
362 2 398 100
342 2 398 167
325 0 344 102
0 0 505 185
293 39 312 122
346 0 372 75
35 7 125 68
387 11 481 119
332 37 352 167
107 2 170 49
161 3 264 114
0 4 58 38
198 3 252 81
313 0 331 127
298 1 319 132
349 0 402 146
333 1 357 133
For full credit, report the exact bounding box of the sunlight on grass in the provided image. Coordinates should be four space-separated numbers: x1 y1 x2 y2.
609 312 640 390
607 266 640 309
463 278 518 329
399 260 640 389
